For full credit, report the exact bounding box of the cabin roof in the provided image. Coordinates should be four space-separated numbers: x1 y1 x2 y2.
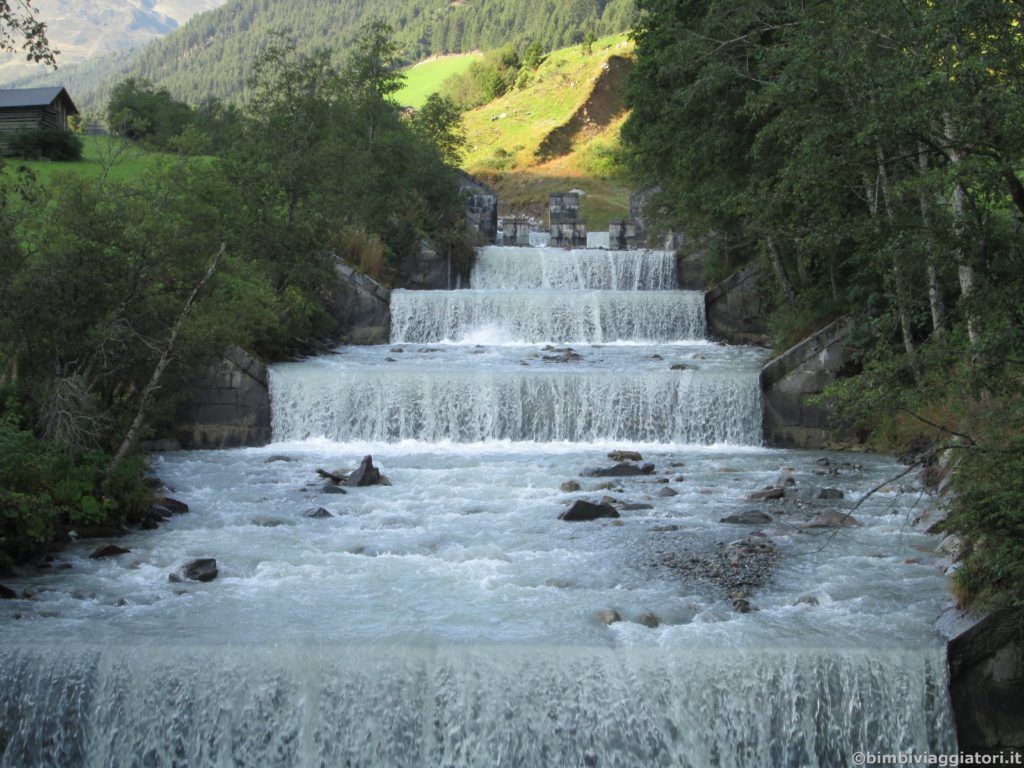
0 86 78 114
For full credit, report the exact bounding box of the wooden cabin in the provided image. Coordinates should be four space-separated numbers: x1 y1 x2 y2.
0 86 79 136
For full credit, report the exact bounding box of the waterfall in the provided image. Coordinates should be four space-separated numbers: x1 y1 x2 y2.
270 367 762 444
0 646 954 767
390 289 707 344
471 246 678 290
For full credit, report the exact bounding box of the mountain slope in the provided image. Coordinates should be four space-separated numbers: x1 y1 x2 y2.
5 0 637 112
0 0 226 84
461 34 635 228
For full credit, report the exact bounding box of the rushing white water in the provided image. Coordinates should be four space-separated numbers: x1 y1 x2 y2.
391 289 707 344
271 345 762 445
0 246 956 766
471 246 678 290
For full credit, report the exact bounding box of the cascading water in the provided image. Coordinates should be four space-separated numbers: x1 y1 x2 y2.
0 244 955 766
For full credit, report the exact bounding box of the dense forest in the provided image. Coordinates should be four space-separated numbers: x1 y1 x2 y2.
622 0 1024 608
10 0 638 113
0 23 470 568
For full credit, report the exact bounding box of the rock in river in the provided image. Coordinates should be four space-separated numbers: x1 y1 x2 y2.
89 545 132 560
804 511 861 528
608 450 643 462
560 480 582 492
582 462 656 478
304 508 333 519
348 455 383 487
169 558 219 583
559 500 621 522
721 511 772 525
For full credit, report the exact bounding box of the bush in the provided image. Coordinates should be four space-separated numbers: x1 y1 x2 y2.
7 127 83 161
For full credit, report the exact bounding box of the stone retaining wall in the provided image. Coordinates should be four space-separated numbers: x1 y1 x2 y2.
704 265 771 345
175 346 271 449
328 261 391 344
760 316 854 449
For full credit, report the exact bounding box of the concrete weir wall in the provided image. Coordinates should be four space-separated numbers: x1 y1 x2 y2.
328 261 391 344
704 265 770 345
948 607 1024 754
760 317 854 449
175 346 272 449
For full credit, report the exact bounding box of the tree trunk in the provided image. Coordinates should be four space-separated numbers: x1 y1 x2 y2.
917 142 946 336
766 236 799 306
943 112 980 346
876 143 923 385
102 245 225 494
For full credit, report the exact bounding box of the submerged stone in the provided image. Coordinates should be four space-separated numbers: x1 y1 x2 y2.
582 462 655 478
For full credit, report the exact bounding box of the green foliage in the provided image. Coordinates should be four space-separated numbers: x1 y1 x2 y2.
107 78 196 149
440 46 523 110
395 53 481 108
623 0 1024 606
6 127 83 161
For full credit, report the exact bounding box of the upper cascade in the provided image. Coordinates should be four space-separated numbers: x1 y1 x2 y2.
390 289 707 345
471 246 678 291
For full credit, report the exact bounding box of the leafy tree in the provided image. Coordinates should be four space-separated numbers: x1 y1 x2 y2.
0 0 56 65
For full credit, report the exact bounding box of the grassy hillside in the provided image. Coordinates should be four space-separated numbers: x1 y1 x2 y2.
460 34 635 229
10 136 180 186
10 0 637 114
396 53 482 109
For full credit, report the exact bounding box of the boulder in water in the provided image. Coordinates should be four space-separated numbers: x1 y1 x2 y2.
154 497 189 515
607 450 643 462
721 510 772 525
264 455 296 464
595 608 622 625
89 545 132 560
304 507 333 519
620 502 654 511
816 487 845 500
804 511 861 528
582 462 655 478
321 485 348 495
639 612 662 629
560 480 582 492
348 455 383 487
169 558 219 583
0 584 16 599
670 363 690 371
747 487 785 501
559 500 620 522
656 486 678 498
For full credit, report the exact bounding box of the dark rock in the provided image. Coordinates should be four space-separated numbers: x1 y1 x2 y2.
747 487 784 501
140 520 159 530
816 487 845 500
559 500 621 522
348 455 383 487
649 524 680 532
560 480 582 492
264 455 296 463
670 363 689 371
154 497 189 515
89 545 132 560
620 503 655 511
794 595 819 607
804 511 861 528
732 598 755 613
385 357 397 362
305 508 333 519
322 485 348 495
608 450 643 462
639 612 661 628
318 467 347 483
168 558 218 583
390 347 405 353
656 477 670 484
656 486 678 498
595 608 622 625
721 511 772 525
0 584 16 599
142 476 165 489
582 462 656 478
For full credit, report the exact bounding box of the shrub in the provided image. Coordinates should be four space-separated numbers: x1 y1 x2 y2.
7 127 84 161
